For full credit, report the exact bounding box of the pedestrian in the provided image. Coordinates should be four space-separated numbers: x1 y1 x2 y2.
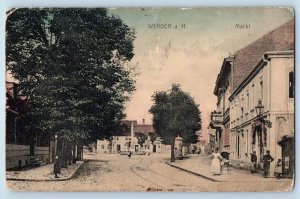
263 150 274 178
274 159 282 179
250 151 257 173
128 151 132 159
210 148 223 175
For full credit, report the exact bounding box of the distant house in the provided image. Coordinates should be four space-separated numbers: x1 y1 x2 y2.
96 119 155 153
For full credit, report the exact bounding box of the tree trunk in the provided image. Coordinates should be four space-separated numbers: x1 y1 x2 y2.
171 140 175 162
29 136 35 156
61 141 68 168
72 144 77 163
77 144 82 160
56 138 62 173
67 143 72 165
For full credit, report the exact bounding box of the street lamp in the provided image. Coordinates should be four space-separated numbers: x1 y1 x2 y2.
54 134 59 178
255 99 264 119
255 99 272 128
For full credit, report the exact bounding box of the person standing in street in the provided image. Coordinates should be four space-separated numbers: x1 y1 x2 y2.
263 150 274 178
128 151 132 159
210 148 223 175
250 151 257 173
274 159 283 179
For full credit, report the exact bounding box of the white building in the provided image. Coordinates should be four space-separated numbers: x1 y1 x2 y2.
97 120 153 154
228 20 294 177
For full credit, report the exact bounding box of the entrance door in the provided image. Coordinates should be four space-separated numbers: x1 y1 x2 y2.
153 145 156 153
135 145 138 152
237 135 240 157
117 144 121 153
281 138 294 178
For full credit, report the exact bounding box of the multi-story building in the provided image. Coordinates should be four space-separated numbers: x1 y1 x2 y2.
211 20 294 177
210 55 234 153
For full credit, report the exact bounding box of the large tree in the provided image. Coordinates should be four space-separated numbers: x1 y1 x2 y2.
6 8 136 164
149 84 201 162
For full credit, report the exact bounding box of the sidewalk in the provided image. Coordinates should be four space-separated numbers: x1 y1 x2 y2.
6 161 84 181
167 155 292 182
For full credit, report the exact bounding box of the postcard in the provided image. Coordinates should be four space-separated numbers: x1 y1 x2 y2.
5 7 294 192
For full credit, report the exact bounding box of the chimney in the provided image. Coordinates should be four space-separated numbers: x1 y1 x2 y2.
142 119 145 125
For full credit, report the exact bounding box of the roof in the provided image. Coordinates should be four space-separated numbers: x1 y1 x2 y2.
232 20 294 92
134 124 154 134
112 120 154 136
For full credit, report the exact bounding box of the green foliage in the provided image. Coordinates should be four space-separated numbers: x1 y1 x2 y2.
6 8 136 143
149 84 201 145
149 132 159 143
135 132 148 147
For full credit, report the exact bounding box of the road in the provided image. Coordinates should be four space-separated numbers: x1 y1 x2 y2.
6 153 293 192
7 153 213 191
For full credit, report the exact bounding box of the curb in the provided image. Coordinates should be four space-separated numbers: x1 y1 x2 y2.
165 160 220 182
6 161 86 182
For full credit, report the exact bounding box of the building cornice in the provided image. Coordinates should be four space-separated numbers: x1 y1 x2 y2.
213 56 233 96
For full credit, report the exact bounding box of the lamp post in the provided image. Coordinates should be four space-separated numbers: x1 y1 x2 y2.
254 99 272 149
255 99 272 128
54 134 59 178
255 99 264 120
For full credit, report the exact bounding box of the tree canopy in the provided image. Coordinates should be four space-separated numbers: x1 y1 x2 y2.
149 84 201 161
6 8 136 144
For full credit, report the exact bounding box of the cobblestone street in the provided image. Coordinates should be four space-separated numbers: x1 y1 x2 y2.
7 153 293 192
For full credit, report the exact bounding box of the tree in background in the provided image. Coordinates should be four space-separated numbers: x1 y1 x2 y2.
149 84 201 162
135 132 148 147
6 8 136 167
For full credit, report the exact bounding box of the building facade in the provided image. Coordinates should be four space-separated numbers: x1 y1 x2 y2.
211 20 294 177
229 50 294 177
210 56 233 153
96 120 154 153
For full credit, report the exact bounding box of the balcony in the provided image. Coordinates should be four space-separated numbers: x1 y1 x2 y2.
223 108 230 121
210 111 223 129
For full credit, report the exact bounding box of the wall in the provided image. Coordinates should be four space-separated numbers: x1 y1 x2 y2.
96 140 111 153
97 136 140 153
6 144 50 169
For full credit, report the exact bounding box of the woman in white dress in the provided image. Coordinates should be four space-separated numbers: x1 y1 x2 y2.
210 148 223 175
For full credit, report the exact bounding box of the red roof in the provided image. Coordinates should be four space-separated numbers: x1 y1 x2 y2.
232 20 294 91
113 120 154 136
134 124 154 134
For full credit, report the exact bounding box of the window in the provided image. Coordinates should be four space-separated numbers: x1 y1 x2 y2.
237 135 240 158
101 145 104 149
247 92 249 111
260 81 263 100
245 130 248 154
241 107 244 117
289 71 294 98
252 84 255 109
